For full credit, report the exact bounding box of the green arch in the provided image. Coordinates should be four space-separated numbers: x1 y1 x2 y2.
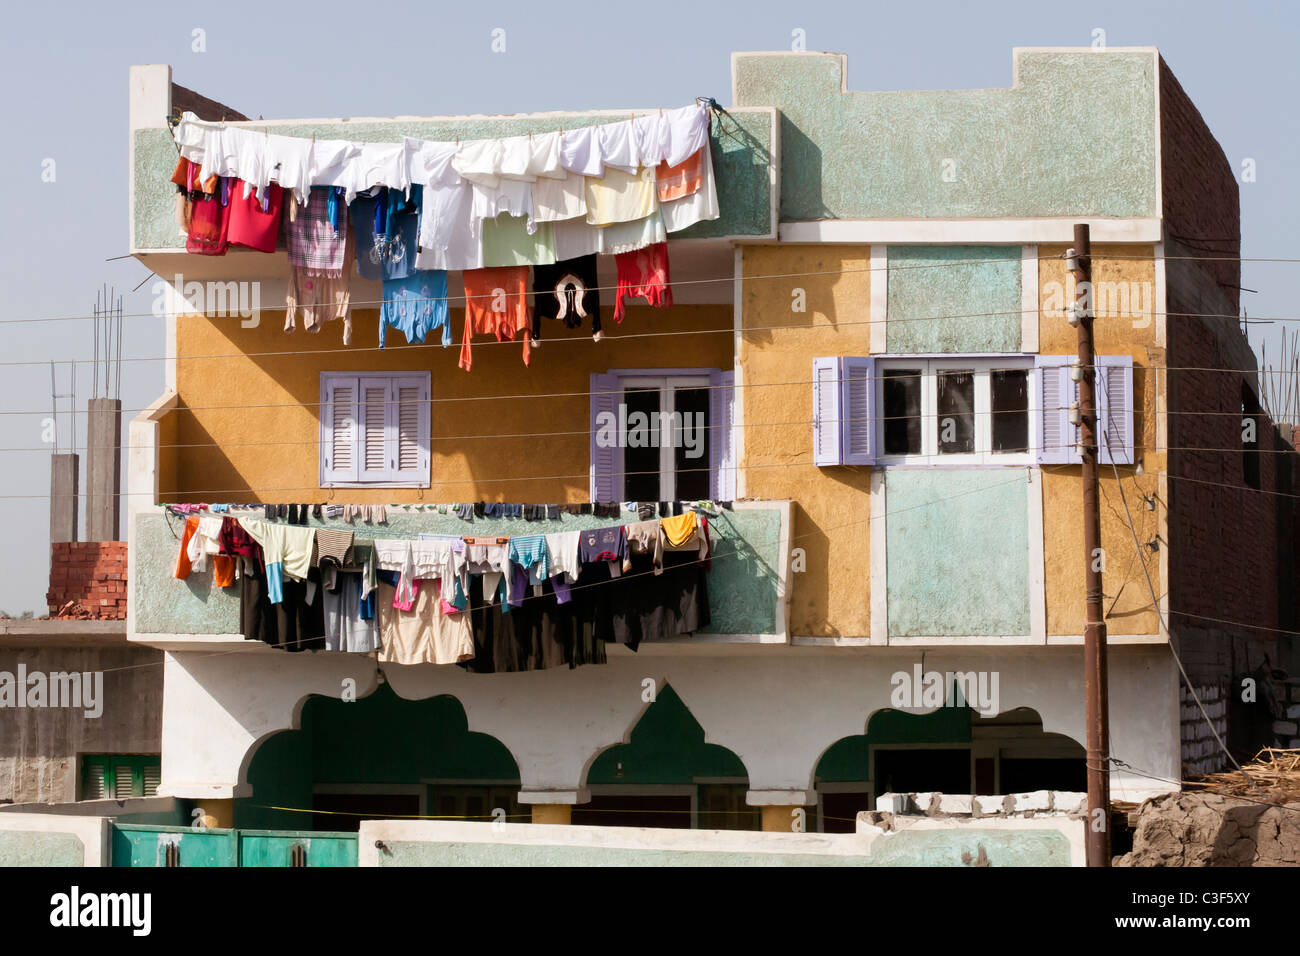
587 685 748 785
237 683 519 829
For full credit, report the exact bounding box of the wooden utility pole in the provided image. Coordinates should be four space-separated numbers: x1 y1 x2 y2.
1072 223 1112 866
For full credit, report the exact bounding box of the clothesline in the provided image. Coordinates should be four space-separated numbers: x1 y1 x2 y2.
172 103 714 204
170 103 719 363
165 499 725 672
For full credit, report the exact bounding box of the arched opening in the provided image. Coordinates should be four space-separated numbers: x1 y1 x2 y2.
236 684 520 831
813 706 1085 832
579 685 757 830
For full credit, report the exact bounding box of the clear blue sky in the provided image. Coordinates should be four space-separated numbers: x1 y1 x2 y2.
1 0 1296 613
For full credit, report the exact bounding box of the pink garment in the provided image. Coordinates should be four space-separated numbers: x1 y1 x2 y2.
392 577 421 612
436 579 462 616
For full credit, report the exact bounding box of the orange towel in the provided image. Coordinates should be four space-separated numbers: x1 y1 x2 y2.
213 555 236 588
460 266 531 371
656 148 703 203
174 515 199 579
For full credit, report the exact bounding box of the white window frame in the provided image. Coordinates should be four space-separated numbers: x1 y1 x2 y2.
619 374 711 501
875 356 1037 467
319 371 431 488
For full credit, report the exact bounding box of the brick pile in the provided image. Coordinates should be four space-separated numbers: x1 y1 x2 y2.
46 542 127 620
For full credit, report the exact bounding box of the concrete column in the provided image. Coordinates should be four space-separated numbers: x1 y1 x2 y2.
749 789 815 833
49 453 79 543
86 399 122 541
530 804 572 825
196 799 234 829
761 806 804 833
519 788 587 825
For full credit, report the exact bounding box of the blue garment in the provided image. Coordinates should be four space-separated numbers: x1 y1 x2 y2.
353 186 422 281
509 534 549 579
265 561 284 604
380 270 450 348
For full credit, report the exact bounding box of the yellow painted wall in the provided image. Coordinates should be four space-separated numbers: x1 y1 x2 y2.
740 245 871 638
168 303 732 505
1038 244 1161 636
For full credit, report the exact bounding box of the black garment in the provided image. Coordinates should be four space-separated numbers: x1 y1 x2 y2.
599 549 710 652
547 505 561 520
531 255 601 338
240 563 325 652
659 501 671 517
579 503 592 515
461 576 597 673
474 501 486 518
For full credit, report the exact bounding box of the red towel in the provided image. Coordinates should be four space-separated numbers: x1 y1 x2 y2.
613 242 672 322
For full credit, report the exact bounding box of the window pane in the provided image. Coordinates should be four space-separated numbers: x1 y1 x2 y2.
673 387 711 501
622 388 661 501
936 370 975 454
883 369 922 455
991 369 1029 453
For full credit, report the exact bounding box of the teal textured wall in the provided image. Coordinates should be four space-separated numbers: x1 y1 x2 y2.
132 109 773 250
885 471 1029 637
376 827 1071 866
133 505 782 636
886 245 1023 352
732 49 1157 221
0 831 86 866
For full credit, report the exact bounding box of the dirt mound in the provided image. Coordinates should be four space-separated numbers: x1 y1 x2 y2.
1116 791 1300 866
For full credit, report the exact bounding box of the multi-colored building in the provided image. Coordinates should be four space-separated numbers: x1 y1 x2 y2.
122 46 1293 838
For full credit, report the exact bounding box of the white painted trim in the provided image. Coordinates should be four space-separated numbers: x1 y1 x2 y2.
517 789 590 806
745 789 815 806
779 219 1163 245
869 245 887 354
1021 244 1039 352
1028 468 1046 644
869 470 887 645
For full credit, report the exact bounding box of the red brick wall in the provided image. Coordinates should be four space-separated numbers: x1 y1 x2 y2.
46 542 127 620
1159 57 1240 292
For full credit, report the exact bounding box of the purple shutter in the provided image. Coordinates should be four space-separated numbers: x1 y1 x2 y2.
320 374 360 485
709 370 736 500
590 373 620 502
1096 355 1135 465
812 357 843 466
840 357 875 465
1035 356 1080 464
390 375 431 484
358 376 394 482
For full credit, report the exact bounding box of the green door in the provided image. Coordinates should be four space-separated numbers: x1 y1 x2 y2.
111 825 357 867
238 830 358 867
112 825 237 867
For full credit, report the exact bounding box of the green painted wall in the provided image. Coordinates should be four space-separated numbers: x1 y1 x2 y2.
886 245 1022 353
816 707 973 782
732 49 1157 221
0 831 86 866
133 110 773 251
236 686 518 830
588 685 747 784
134 506 783 636
885 471 1029 637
